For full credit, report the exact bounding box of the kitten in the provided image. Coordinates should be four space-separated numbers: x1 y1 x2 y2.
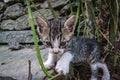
35 15 110 80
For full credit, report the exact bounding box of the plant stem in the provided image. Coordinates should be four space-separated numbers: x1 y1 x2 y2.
26 0 52 78
47 1 58 19
69 0 73 15
76 0 81 36
49 72 62 80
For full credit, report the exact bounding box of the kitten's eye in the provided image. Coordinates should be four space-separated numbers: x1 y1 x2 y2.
60 41 66 47
43 39 52 47
45 41 51 47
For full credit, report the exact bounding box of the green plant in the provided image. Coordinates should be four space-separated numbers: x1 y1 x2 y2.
26 0 52 78
26 0 63 79
69 0 73 15
47 1 58 19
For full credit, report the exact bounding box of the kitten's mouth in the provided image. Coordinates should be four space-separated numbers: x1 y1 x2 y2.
53 51 61 54
52 48 64 54
47 48 64 54
53 52 59 54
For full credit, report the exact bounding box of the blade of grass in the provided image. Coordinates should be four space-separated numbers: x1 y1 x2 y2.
69 0 73 15
77 19 81 36
75 0 81 36
113 0 119 68
85 0 95 38
113 55 118 67
83 2 89 37
31 0 48 22
49 72 62 80
89 1 99 39
47 1 58 19
26 0 52 78
115 0 119 35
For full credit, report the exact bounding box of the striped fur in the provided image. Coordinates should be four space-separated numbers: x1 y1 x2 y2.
36 15 110 80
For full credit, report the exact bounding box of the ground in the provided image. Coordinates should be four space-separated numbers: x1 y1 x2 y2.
0 45 120 80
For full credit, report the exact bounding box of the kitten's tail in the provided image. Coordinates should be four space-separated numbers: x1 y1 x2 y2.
97 62 110 80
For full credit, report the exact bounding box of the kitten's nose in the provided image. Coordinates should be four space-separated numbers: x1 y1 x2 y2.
53 48 59 54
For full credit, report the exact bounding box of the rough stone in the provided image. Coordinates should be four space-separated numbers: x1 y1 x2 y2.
4 3 26 19
15 15 30 30
15 9 54 30
0 45 47 80
0 19 17 30
41 0 69 9
60 4 70 14
31 0 44 3
0 14 4 21
8 41 23 50
0 2 5 13
30 3 41 11
3 0 14 3
0 9 55 30
0 30 38 43
3 0 24 3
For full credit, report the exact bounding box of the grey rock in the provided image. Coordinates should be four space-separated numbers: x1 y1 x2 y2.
0 2 5 13
0 9 55 30
30 0 44 3
8 41 23 50
0 30 37 43
15 9 54 30
4 3 26 19
41 0 69 9
0 14 4 21
30 3 41 11
4 0 14 3
0 19 17 30
3 0 23 3
60 4 70 14
0 13 8 21
0 45 47 80
15 15 30 30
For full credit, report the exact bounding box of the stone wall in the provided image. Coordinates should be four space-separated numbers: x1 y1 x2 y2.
0 0 71 44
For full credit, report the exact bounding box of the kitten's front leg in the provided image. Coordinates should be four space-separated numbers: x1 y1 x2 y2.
44 53 55 69
55 52 73 75
90 63 98 80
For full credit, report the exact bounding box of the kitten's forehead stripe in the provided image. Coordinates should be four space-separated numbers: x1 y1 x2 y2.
39 17 70 49
49 18 65 41
50 19 62 34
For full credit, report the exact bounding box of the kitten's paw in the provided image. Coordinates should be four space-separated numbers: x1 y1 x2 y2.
55 61 69 75
90 77 97 80
102 72 110 80
102 76 110 80
44 61 54 69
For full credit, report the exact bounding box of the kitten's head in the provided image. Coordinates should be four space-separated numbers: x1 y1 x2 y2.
36 15 76 54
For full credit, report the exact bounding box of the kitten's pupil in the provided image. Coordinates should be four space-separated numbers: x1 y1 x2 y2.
60 37 68 47
45 41 51 47
60 41 66 47
43 39 52 47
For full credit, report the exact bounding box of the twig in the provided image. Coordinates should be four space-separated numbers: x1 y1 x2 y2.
28 60 32 80
48 72 62 80
99 29 114 49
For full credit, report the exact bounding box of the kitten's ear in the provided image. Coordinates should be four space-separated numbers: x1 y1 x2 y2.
35 16 49 40
62 15 76 40
35 16 49 33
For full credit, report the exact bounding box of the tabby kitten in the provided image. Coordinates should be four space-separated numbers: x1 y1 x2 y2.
35 15 110 80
